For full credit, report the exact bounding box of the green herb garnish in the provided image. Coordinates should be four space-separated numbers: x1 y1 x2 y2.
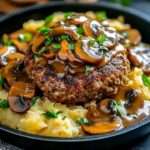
39 27 51 35
64 12 73 19
52 43 61 50
45 37 52 46
77 26 84 35
60 35 70 41
96 11 107 21
2 34 12 46
142 74 150 88
31 96 41 106
110 100 126 117
97 34 107 45
45 15 53 25
43 111 62 119
18 33 32 42
85 65 94 75
76 118 91 125
69 43 75 51
0 75 4 88
0 99 9 109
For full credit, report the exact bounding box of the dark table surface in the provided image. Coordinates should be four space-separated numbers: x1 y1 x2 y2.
0 1 150 150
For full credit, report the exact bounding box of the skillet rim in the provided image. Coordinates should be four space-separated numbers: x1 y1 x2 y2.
0 1 150 142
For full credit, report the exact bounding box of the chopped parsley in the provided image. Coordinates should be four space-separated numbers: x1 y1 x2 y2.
39 27 52 35
97 34 107 45
69 43 75 51
0 99 9 109
110 100 126 117
0 75 4 88
52 43 61 50
77 26 84 35
85 65 94 75
31 96 41 106
60 35 70 41
64 12 73 19
142 74 150 88
18 33 32 42
76 118 91 125
45 15 53 25
45 37 52 46
2 34 12 46
43 111 62 119
96 11 107 21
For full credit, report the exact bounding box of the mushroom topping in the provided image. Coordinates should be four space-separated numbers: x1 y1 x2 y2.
3 61 28 86
127 29 141 46
8 81 35 113
67 15 88 25
99 99 112 114
52 26 79 41
128 44 150 75
31 34 45 53
125 89 144 114
82 21 94 37
75 38 108 65
82 118 122 134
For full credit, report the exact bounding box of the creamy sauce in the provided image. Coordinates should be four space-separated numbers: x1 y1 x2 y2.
129 43 150 74
0 46 16 65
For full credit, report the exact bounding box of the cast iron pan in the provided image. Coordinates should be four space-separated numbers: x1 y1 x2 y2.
0 2 150 150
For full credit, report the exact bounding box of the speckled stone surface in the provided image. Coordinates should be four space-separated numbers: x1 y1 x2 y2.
0 1 149 150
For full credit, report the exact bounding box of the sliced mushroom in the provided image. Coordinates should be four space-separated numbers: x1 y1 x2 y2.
52 26 79 41
82 118 122 134
7 52 25 64
3 61 28 86
12 39 29 54
43 50 56 59
58 40 81 63
75 40 105 64
82 21 94 37
99 99 112 114
127 29 141 46
128 49 143 67
8 82 35 98
125 89 144 114
67 15 88 25
8 96 31 113
8 81 35 113
0 47 7 55
31 34 45 53
58 40 69 60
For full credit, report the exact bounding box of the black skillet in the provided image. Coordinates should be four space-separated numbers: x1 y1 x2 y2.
0 2 150 150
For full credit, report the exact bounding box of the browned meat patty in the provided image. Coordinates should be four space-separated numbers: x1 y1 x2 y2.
25 53 130 104
25 13 131 104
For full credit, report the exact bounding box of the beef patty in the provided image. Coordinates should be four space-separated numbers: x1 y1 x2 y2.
25 13 130 104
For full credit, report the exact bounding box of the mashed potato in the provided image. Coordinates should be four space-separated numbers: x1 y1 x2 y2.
0 90 87 137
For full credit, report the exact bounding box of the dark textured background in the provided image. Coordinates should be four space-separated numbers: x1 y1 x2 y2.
0 1 150 149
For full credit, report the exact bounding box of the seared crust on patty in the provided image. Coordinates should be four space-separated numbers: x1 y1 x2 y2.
25 53 130 104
